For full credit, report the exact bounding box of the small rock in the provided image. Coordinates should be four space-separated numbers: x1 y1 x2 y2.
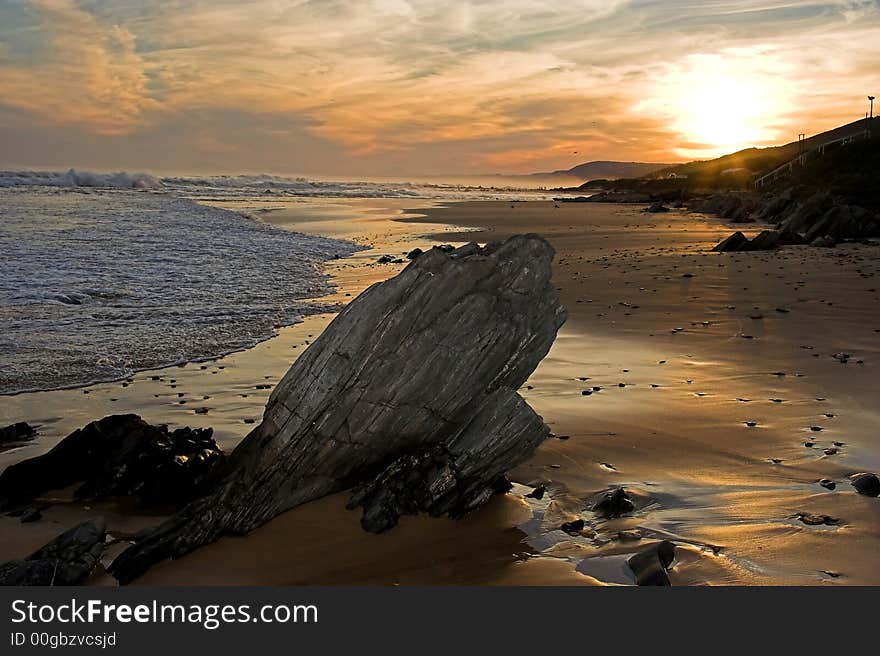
593 487 635 518
797 512 839 526
850 472 880 497
627 540 676 586
560 519 585 534
644 201 669 213
818 479 836 490
0 422 37 446
20 508 42 523
525 485 546 500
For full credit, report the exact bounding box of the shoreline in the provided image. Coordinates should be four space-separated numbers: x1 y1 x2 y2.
3 197 879 585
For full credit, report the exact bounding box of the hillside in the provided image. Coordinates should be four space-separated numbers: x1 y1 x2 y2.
575 116 879 193
525 160 672 185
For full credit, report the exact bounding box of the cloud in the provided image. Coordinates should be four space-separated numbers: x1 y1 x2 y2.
0 0 157 135
0 0 878 174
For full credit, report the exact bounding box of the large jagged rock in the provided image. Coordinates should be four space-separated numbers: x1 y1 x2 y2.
0 519 106 585
0 415 223 511
109 235 566 583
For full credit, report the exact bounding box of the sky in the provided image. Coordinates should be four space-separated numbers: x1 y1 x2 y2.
0 0 878 177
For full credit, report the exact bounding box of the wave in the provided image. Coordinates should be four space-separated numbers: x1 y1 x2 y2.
0 189 362 394
0 169 549 200
0 169 163 189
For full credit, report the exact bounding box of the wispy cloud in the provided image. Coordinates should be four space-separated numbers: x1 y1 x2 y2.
0 0 877 174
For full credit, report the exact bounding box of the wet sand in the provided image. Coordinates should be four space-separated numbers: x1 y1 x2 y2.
2 198 879 585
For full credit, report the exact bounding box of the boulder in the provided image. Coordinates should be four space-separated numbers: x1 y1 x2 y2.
747 230 782 251
753 189 795 221
627 540 676 586
810 235 836 248
0 415 223 511
777 227 807 245
108 235 566 583
0 519 106 585
711 231 749 252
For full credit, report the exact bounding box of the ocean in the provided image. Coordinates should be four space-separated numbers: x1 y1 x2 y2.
0 170 544 394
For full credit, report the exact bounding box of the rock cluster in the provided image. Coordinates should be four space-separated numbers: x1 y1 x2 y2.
703 188 880 251
0 415 223 511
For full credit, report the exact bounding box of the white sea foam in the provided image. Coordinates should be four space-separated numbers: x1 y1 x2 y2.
0 169 551 393
0 188 361 394
0 169 163 189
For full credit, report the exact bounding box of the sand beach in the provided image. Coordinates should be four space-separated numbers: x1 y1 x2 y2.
2 197 878 585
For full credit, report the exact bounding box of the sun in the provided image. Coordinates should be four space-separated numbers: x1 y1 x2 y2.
641 52 792 159
672 75 777 154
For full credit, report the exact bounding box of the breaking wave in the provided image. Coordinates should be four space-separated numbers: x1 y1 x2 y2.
0 169 163 189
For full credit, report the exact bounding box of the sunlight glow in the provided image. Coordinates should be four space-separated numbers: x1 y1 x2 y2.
640 52 795 159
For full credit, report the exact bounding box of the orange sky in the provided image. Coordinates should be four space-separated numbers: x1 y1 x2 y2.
1 0 878 176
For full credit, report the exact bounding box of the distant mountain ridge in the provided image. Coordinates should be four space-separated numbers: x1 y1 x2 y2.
526 160 673 184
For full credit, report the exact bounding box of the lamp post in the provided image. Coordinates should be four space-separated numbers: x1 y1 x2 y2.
869 96 876 138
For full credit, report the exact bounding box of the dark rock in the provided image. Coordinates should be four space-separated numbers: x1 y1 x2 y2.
644 201 669 213
818 479 836 490
525 484 546 500
0 422 36 448
810 235 836 248
20 508 42 523
797 512 839 526
627 540 676 586
850 472 880 497
593 487 635 518
0 519 106 585
406 248 423 260
109 235 565 583
777 227 807 245
712 231 749 252
0 415 224 511
747 230 782 251
560 519 585 534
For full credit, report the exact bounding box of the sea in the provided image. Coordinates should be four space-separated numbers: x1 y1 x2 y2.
0 169 546 394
